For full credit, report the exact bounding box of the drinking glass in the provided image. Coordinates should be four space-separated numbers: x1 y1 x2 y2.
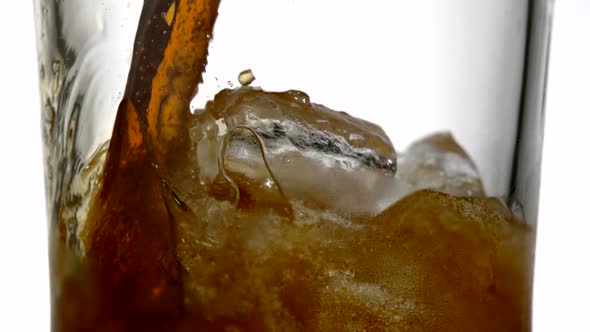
34 0 553 331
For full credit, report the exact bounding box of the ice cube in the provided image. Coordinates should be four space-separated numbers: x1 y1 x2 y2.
190 86 399 217
395 132 485 197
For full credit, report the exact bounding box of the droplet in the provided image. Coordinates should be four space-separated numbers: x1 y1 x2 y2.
51 59 60 75
42 102 55 141
227 81 234 88
51 59 62 94
238 69 255 86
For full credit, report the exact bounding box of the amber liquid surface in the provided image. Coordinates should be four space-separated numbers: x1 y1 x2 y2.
50 1 534 331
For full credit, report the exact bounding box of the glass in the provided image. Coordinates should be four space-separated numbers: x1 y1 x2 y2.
34 0 553 331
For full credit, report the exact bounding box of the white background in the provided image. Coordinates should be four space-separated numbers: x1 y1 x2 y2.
0 0 588 331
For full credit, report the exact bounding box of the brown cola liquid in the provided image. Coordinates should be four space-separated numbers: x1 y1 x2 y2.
50 1 534 331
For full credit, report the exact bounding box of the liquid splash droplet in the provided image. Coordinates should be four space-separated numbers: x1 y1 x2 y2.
238 69 255 86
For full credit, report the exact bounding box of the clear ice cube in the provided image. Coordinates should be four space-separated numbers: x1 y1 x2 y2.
190 87 399 217
396 132 485 197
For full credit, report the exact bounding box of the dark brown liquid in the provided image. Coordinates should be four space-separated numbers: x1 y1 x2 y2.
51 1 534 331
53 1 222 330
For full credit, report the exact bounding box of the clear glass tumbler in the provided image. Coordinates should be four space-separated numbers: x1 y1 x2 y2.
34 1 553 331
